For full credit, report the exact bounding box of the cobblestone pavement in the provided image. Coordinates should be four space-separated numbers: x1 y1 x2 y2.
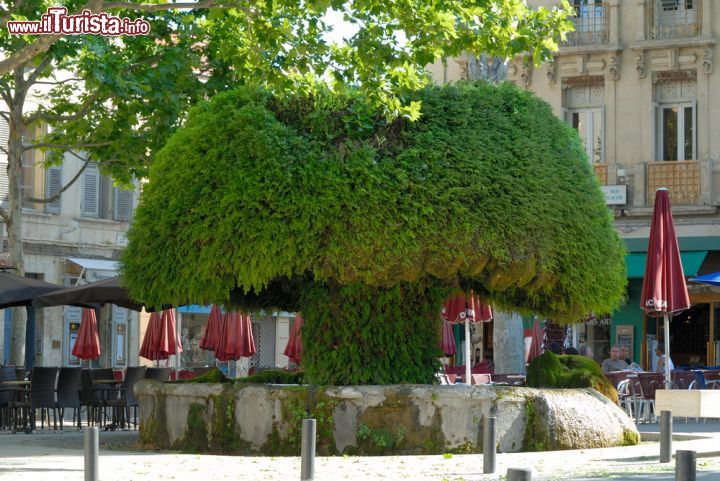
0 421 718 480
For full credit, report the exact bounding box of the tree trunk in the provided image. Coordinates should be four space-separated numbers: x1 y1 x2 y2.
493 310 526 374
7 68 28 366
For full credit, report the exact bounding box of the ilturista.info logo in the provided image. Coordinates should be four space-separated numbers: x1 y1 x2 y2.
7 8 151 36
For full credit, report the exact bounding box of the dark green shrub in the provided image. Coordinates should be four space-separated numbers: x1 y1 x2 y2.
526 351 618 403
122 82 627 385
234 369 304 384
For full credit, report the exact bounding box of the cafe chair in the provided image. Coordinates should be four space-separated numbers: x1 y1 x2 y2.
56 367 83 430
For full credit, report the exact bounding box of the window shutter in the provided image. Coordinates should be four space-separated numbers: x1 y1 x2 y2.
113 185 133 221
0 118 8 208
45 165 62 214
81 163 99 217
651 102 659 161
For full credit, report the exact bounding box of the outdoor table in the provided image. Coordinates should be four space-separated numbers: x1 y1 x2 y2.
92 380 125 431
0 380 31 433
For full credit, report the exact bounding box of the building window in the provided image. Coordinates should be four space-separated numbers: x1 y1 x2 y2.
563 80 605 164
648 0 699 39
654 75 697 161
81 163 134 221
657 104 696 161
565 0 607 46
566 108 604 164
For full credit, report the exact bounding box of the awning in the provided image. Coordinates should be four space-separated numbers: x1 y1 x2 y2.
67 257 118 282
626 251 707 278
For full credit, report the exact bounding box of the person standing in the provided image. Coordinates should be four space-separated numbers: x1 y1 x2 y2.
602 346 628 373
579 344 594 360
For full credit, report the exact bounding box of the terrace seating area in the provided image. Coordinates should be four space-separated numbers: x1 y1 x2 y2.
0 365 214 433
607 368 720 424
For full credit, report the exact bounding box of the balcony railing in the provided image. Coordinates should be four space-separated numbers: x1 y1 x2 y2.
647 160 700 205
563 3 609 46
645 0 701 40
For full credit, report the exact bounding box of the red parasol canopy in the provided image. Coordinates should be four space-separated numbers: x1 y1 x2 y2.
441 319 456 357
442 294 493 324
139 309 182 361
72 308 100 360
526 319 544 363
139 312 162 361
159 309 182 358
640 188 690 316
283 314 304 365
640 188 690 387
216 311 256 362
199 304 223 351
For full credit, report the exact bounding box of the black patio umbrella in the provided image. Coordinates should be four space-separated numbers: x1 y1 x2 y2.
32 276 146 312
0 272 63 370
0 271 62 308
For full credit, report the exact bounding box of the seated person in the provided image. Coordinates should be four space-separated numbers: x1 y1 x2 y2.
655 345 674 373
601 346 628 373
564 346 579 355
620 345 632 365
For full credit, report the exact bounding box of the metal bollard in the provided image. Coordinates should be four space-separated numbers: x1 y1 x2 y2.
506 467 532 481
675 450 696 481
300 419 316 481
483 416 496 474
84 426 99 481
660 410 672 463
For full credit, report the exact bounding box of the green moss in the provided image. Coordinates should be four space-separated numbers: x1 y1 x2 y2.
621 428 640 446
175 368 228 383
123 83 627 386
209 391 250 453
234 370 304 385
261 387 338 456
176 403 210 453
138 415 161 448
526 351 618 403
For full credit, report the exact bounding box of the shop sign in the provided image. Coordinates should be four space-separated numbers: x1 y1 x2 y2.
601 185 626 205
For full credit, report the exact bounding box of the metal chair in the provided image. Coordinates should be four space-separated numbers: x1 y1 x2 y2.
105 366 146 429
12 367 59 432
56 368 82 430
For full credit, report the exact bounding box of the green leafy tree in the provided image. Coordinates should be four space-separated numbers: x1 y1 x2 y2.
121 83 627 384
2 0 572 364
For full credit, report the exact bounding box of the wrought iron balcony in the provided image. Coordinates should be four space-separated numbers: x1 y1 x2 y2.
563 2 609 46
645 0 701 40
647 160 700 205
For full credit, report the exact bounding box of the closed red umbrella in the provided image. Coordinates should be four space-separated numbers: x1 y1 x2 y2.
72 308 100 362
527 319 544 363
159 309 182 359
199 304 223 351
441 319 456 357
216 311 256 362
640 188 690 388
283 314 304 365
139 312 163 362
442 293 492 385
139 310 182 365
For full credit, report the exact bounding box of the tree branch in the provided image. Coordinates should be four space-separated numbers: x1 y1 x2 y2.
0 206 9 225
0 0 103 76
103 0 225 11
25 157 91 204
25 91 103 124
23 141 112 151
35 78 83 85
25 56 54 86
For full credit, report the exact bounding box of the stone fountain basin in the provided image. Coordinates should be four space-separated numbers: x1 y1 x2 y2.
135 381 639 455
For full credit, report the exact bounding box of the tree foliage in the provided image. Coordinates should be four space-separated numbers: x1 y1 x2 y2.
122 82 626 324
2 0 573 119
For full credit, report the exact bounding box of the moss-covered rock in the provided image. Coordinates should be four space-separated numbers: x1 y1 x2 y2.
526 351 618 404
